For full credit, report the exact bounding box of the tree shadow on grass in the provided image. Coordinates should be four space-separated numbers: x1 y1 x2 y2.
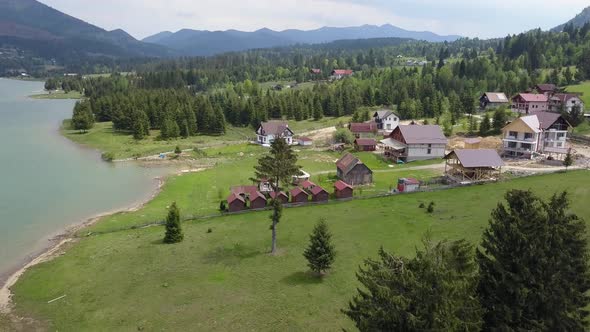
281 271 324 286
201 243 261 266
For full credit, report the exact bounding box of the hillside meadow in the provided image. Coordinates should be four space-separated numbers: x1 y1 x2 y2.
7 171 590 331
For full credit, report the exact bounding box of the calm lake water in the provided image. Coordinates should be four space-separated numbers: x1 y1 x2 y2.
0 78 165 282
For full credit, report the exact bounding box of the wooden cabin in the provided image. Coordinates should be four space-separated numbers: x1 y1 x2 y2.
444 149 504 182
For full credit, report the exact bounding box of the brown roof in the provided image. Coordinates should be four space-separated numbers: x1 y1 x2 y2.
310 68 321 74
290 187 308 197
551 93 581 103
332 69 353 75
310 186 328 196
300 180 316 189
231 185 258 195
249 191 267 202
393 125 447 144
482 92 509 103
349 123 376 133
514 93 548 103
259 121 294 136
334 180 352 191
298 136 313 142
535 112 565 130
536 84 557 92
445 149 504 168
336 153 360 173
269 191 288 199
227 193 245 204
355 138 377 146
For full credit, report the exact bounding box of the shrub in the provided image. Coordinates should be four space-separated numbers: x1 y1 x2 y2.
427 202 435 213
101 152 114 162
419 202 425 208
174 145 182 154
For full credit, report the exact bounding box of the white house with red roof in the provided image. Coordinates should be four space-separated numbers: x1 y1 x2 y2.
330 69 353 80
511 93 549 114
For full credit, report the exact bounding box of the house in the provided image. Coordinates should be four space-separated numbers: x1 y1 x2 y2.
300 180 316 191
549 93 585 113
330 69 353 80
310 68 322 74
249 191 267 209
381 125 448 162
290 187 309 204
256 121 294 145
310 186 329 202
269 191 289 204
354 138 377 151
397 178 420 193
444 149 504 182
479 92 509 110
298 137 313 146
511 93 549 114
334 180 353 199
336 153 373 185
464 138 481 149
257 178 273 193
502 112 571 159
373 110 400 132
227 193 246 212
349 123 377 138
534 84 558 96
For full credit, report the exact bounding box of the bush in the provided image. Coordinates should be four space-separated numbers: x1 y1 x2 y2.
419 202 426 208
174 145 182 154
333 128 355 145
101 152 114 162
427 202 435 213
219 201 227 212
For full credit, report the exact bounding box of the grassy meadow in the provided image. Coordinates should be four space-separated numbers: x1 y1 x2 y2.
567 80 590 106
8 171 590 331
29 91 83 100
62 117 351 159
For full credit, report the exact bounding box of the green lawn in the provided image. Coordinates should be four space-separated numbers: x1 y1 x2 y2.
566 81 590 105
9 171 590 331
29 91 83 100
62 117 352 159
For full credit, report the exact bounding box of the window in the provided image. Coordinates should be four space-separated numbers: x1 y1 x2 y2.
557 143 563 147
508 142 517 148
557 133 565 139
427 144 432 155
509 131 518 138
524 133 533 140
394 117 398 121
521 143 532 151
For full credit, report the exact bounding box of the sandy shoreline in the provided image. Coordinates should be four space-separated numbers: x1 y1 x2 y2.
0 175 166 314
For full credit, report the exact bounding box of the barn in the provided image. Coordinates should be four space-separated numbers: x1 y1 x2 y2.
249 191 267 209
269 191 289 204
354 138 377 151
334 180 353 199
310 186 329 202
336 153 373 186
227 193 246 212
290 187 309 204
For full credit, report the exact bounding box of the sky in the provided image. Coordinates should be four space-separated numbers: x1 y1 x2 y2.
40 0 588 40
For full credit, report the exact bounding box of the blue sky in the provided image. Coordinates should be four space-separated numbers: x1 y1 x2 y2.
40 0 588 39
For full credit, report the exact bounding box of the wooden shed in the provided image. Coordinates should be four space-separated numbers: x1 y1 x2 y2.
336 153 373 185
310 186 329 202
290 187 309 204
249 191 267 209
354 138 377 151
334 180 353 199
444 149 504 182
227 193 246 212
269 191 289 204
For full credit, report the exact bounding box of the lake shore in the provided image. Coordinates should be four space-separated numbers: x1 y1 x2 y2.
0 175 166 314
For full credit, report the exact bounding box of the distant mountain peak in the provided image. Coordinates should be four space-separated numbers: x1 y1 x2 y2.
552 6 590 31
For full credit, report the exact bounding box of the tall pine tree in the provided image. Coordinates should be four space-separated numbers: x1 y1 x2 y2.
163 202 184 244
303 219 336 275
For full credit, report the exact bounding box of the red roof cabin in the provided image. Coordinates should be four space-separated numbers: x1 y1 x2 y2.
334 180 353 199
300 179 317 191
535 84 558 96
331 69 354 80
355 138 377 151
397 178 420 193
310 68 322 74
290 187 309 204
311 186 329 202
249 191 267 210
227 193 246 212
349 123 377 138
269 191 289 204
511 93 549 114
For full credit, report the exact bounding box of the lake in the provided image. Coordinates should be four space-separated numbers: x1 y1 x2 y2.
0 78 165 283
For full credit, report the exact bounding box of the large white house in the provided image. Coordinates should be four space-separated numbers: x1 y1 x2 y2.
549 93 585 113
381 125 448 162
502 112 571 159
373 110 400 133
256 121 294 145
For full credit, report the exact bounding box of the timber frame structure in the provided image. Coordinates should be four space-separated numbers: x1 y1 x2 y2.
444 149 504 183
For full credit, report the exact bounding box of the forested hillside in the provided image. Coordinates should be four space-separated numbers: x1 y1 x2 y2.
54 25 590 140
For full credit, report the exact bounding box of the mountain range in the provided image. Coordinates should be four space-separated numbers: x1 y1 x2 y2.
552 6 590 32
142 25 462 56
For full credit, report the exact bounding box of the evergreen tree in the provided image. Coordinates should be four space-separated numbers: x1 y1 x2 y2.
71 100 94 132
479 113 491 136
477 190 590 331
344 238 483 331
492 108 507 134
253 138 301 254
563 149 573 170
303 219 336 275
163 202 184 244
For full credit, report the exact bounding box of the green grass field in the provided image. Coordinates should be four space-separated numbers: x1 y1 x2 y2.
566 81 590 105
29 91 83 100
62 117 351 159
8 171 590 331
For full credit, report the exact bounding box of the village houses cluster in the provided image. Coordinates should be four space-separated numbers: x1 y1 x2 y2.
227 82 584 212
